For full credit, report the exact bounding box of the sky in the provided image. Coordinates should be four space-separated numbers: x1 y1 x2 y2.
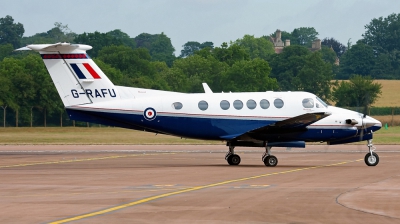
2 0 399 55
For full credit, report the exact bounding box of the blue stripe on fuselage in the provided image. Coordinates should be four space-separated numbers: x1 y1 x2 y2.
65 109 361 142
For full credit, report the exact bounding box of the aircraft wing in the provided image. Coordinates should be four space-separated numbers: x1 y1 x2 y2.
261 112 331 130
229 112 331 141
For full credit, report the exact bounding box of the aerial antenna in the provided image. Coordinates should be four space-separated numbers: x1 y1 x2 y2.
202 83 213 94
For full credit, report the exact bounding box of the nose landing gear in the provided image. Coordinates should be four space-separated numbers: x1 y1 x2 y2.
364 139 379 166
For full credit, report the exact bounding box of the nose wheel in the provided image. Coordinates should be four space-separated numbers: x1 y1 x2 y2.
364 139 379 166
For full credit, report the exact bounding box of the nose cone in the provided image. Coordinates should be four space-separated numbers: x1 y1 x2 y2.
366 116 382 132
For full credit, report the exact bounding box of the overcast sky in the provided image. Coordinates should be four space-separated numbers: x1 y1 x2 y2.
2 0 399 55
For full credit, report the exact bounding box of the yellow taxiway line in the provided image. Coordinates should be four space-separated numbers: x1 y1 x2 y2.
0 153 175 169
49 159 363 224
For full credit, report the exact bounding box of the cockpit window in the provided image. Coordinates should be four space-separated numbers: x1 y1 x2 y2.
302 98 314 108
316 97 328 108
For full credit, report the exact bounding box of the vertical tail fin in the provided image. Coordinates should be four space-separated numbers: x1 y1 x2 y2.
16 43 118 107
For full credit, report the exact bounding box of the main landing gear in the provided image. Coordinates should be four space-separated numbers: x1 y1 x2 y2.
364 139 379 166
262 146 278 167
225 145 241 165
225 144 278 167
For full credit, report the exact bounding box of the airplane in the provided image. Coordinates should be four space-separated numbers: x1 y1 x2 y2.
16 43 382 167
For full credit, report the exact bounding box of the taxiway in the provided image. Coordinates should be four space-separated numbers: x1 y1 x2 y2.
0 145 399 223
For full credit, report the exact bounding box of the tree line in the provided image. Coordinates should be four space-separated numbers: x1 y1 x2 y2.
1 13 397 127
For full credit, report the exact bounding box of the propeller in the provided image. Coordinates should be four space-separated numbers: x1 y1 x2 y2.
359 92 370 142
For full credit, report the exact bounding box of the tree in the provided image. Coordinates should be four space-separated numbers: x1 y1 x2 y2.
297 52 335 100
370 53 394 78
362 13 400 77
0 58 35 126
21 22 76 46
222 58 278 92
200 41 214 49
26 54 60 127
339 41 375 78
321 37 346 57
106 29 136 49
98 45 154 76
169 54 227 92
135 32 176 66
320 46 337 64
291 27 319 47
74 31 126 57
333 75 382 109
0 15 24 48
0 44 13 61
362 13 400 54
97 45 169 89
213 43 249 66
331 81 353 107
180 41 201 58
159 67 190 92
93 59 124 85
179 41 214 58
233 35 275 60
0 72 13 113
269 45 310 90
9 72 36 126
269 45 334 100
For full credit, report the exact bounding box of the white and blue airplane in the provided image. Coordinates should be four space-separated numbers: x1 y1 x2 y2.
17 43 382 167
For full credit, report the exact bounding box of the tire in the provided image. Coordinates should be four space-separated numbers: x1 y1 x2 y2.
227 154 241 165
263 155 278 167
364 152 379 166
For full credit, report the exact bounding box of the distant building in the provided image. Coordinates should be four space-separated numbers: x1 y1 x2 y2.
310 39 321 51
269 29 290 53
269 29 339 65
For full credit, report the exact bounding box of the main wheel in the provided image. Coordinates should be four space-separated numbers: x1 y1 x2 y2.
227 154 241 165
263 155 278 167
364 152 379 166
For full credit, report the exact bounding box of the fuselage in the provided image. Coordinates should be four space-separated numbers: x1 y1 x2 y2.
66 87 382 144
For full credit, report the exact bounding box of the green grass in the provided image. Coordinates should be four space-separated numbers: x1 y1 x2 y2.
0 127 221 145
372 126 400 144
0 127 399 145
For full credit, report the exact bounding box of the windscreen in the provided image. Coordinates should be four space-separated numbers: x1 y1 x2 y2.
316 96 328 108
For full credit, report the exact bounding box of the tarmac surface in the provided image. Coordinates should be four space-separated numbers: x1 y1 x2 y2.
1 144 400 224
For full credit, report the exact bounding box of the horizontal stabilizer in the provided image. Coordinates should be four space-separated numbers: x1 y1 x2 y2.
15 43 92 52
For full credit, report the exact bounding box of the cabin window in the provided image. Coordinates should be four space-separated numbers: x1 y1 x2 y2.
274 99 284 108
247 99 257 109
302 98 314 108
173 102 183 110
260 99 270 109
233 100 243 110
220 100 230 110
198 100 208 111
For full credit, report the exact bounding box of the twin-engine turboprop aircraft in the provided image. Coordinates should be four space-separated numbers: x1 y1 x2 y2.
16 43 382 167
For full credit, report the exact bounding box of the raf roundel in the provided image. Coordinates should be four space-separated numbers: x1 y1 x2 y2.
144 107 157 121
